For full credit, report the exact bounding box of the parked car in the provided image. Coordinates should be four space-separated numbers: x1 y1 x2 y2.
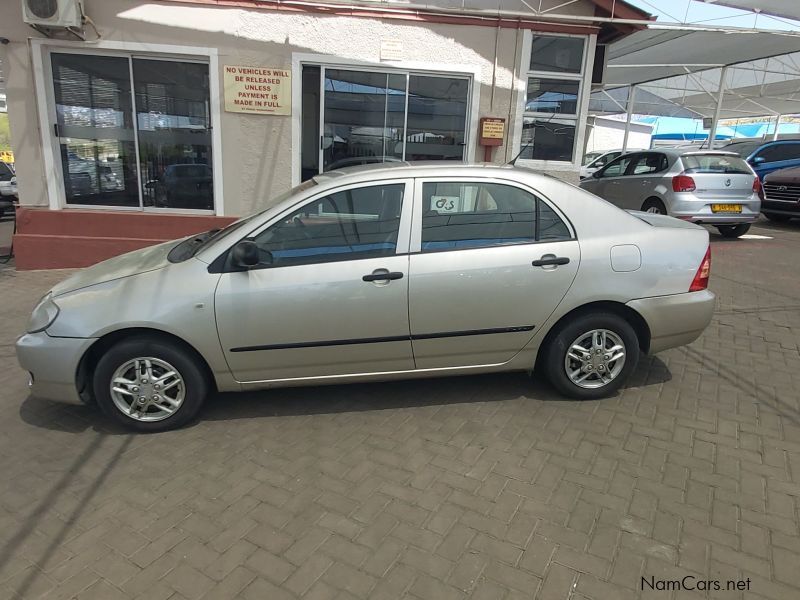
149 164 213 209
17 163 715 432
580 149 644 179
0 161 17 219
721 139 800 179
761 166 800 222
580 149 761 238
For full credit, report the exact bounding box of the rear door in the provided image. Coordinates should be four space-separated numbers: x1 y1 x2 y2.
620 152 669 210
679 154 755 200
407 178 579 369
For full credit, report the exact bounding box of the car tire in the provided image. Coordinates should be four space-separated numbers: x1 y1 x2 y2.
716 223 751 238
93 336 208 432
641 198 667 215
763 212 791 223
542 312 640 400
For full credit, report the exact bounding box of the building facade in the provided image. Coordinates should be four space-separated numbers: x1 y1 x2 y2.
0 0 647 269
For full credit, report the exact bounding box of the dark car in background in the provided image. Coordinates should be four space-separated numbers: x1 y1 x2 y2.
722 139 800 180
761 166 800 222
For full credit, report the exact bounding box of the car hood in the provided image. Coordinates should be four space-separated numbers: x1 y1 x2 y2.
50 239 179 297
764 166 800 184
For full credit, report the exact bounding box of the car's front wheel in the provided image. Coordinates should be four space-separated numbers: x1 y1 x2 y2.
716 223 751 238
93 336 208 432
542 312 639 400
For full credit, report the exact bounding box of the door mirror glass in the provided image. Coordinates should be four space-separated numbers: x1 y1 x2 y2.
231 240 261 268
591 170 602 179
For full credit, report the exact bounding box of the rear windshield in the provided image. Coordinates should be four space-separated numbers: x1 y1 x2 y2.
680 155 752 174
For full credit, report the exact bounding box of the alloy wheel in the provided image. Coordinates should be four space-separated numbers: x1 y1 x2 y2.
109 357 186 422
564 329 626 389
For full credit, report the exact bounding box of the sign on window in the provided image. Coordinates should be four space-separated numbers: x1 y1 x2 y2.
224 66 291 115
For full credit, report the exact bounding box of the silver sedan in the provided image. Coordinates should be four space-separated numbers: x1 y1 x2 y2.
17 164 715 431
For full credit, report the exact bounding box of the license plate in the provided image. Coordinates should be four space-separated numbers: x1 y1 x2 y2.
711 204 742 213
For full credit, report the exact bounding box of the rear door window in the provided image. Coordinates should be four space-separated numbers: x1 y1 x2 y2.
680 155 752 174
630 153 668 175
420 181 570 252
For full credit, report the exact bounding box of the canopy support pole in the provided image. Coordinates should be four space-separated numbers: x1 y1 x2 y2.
622 85 637 152
708 66 727 150
772 114 782 140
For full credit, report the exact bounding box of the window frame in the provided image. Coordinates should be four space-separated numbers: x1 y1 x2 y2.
238 178 415 271
31 39 223 215
409 177 575 254
513 32 595 171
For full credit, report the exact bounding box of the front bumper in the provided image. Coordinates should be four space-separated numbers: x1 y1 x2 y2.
627 290 715 354
761 199 800 216
16 331 96 404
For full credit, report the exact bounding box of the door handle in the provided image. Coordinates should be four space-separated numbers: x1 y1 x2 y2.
532 255 570 267
362 270 404 282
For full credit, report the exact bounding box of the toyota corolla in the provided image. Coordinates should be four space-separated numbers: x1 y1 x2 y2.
16 164 715 432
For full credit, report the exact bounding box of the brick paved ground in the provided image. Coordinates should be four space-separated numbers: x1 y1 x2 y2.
0 218 799 600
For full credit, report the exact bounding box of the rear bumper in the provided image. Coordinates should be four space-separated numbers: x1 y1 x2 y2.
627 290 715 354
15 331 95 404
669 193 761 224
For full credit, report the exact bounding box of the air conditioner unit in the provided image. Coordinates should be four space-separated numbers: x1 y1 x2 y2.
22 0 83 28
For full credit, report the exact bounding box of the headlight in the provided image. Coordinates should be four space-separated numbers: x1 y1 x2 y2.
27 293 60 333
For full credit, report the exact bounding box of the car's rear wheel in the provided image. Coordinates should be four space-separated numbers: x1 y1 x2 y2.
763 212 791 223
641 198 667 215
542 312 639 400
716 223 751 238
93 336 208 432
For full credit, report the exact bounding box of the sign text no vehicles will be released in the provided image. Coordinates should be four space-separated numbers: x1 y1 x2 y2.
223 66 291 115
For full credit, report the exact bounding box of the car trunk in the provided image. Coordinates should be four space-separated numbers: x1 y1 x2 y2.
679 154 755 199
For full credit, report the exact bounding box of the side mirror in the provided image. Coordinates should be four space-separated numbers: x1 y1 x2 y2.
592 170 602 179
751 156 766 165
231 240 261 269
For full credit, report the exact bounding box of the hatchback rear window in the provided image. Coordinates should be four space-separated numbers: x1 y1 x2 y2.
680 155 751 174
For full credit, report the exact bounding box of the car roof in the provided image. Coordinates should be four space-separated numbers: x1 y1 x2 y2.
311 161 531 185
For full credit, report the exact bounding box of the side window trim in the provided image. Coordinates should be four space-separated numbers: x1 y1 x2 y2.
408 176 575 254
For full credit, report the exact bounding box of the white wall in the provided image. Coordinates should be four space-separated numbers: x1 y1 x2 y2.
585 116 653 155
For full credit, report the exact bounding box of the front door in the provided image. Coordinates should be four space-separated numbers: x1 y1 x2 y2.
581 153 637 207
408 179 580 369
215 180 414 382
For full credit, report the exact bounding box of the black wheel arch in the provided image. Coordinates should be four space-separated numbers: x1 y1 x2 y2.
535 301 651 371
76 327 216 405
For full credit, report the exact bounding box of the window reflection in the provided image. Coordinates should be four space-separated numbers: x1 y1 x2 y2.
134 59 213 210
406 76 468 161
52 53 140 207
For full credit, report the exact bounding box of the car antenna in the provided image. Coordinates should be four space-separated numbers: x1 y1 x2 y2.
508 139 533 166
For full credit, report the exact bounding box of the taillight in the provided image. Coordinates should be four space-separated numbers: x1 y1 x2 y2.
753 177 764 200
672 174 696 193
689 245 711 292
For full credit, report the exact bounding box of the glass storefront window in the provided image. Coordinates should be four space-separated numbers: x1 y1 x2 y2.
51 52 214 211
521 35 586 164
301 65 470 179
52 54 139 208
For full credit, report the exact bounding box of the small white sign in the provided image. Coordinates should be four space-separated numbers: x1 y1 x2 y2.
380 40 404 61
431 195 462 213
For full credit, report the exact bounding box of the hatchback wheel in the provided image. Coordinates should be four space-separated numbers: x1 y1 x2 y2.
716 223 751 238
93 336 208 431
641 198 667 215
542 312 639 400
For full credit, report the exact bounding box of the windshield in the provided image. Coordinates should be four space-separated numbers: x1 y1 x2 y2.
167 179 318 263
721 141 762 158
680 154 752 174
